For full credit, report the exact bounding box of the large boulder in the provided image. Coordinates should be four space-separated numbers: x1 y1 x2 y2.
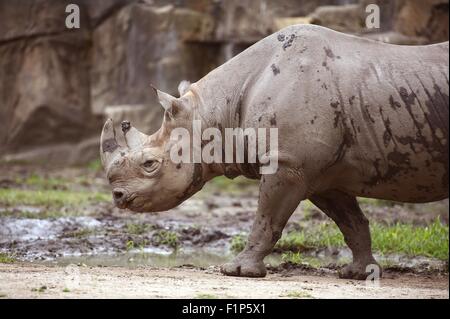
0 0 95 153
90 3 217 115
309 4 365 34
394 0 449 43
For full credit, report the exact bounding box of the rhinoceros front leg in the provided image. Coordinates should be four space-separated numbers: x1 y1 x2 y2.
221 167 306 277
310 191 381 280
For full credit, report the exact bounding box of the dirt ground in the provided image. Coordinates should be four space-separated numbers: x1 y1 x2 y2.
0 263 448 299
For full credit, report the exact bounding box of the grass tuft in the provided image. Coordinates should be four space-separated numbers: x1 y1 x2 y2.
126 223 153 235
230 234 246 253
371 218 448 260
153 230 179 249
0 189 110 208
0 253 15 264
19 174 68 190
281 290 314 298
231 219 449 260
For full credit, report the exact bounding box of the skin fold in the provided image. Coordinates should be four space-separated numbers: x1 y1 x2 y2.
100 25 449 280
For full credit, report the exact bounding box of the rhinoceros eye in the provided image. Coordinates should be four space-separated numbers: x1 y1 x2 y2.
143 160 155 168
142 159 159 173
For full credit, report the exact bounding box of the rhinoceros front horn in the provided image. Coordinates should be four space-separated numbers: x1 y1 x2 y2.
100 119 125 170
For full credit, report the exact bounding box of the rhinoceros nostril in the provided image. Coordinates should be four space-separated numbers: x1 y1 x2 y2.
113 190 125 201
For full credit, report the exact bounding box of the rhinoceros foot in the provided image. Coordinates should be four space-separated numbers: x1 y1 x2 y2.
338 260 382 280
220 259 267 278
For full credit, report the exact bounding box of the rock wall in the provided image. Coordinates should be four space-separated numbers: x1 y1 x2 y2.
0 0 448 164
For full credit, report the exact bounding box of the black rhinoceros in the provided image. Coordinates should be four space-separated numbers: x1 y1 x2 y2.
100 25 449 280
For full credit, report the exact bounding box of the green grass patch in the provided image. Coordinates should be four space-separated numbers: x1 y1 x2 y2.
231 219 449 260
371 219 448 260
153 230 179 249
300 200 316 219
230 234 246 253
87 159 102 172
281 252 322 268
126 222 153 235
62 288 71 293
0 253 15 263
0 189 110 208
31 286 47 293
19 174 68 190
276 222 344 252
280 290 314 299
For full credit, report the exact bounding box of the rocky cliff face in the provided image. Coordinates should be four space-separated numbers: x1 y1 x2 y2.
0 0 448 164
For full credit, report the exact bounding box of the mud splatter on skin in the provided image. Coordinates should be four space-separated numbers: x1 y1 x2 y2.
177 163 204 201
324 99 357 172
363 83 449 192
282 34 295 50
349 96 356 105
389 95 402 110
379 106 394 147
330 101 340 109
395 85 449 188
271 230 282 244
324 47 341 60
270 114 277 126
238 135 261 180
235 98 243 126
102 139 119 153
271 64 280 75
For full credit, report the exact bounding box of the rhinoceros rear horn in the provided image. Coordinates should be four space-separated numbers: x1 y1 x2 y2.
121 120 148 149
100 119 125 169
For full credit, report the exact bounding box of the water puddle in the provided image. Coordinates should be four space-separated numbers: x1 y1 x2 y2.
40 247 283 269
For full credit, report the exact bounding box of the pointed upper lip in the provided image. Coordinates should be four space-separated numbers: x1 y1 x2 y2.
117 194 139 210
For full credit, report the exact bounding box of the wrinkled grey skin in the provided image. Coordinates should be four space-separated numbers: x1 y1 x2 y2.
101 25 449 280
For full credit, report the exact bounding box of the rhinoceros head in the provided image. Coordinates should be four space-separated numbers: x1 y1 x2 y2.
100 84 204 212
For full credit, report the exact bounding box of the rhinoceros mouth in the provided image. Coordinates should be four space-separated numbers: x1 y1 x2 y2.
122 196 150 212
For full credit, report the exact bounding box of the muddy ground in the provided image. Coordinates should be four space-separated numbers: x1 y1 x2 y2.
0 164 448 298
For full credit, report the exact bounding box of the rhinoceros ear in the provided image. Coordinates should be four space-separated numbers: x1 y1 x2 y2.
151 85 181 118
177 80 191 97
121 120 148 149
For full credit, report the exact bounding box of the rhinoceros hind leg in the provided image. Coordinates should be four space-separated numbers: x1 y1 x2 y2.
310 191 381 280
221 167 307 277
